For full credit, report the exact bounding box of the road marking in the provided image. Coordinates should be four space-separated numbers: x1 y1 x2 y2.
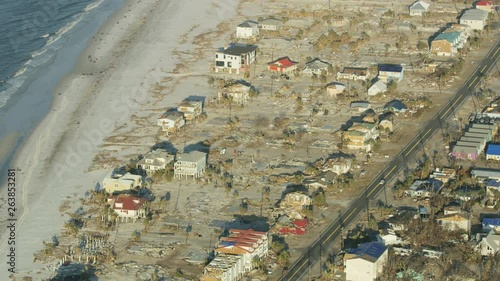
287 258 309 281
405 128 432 156
469 76 478 87
482 65 488 72
325 208 358 242
386 165 397 177
494 47 499 57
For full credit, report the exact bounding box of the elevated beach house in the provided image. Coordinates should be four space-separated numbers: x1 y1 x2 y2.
177 100 203 122
107 194 147 222
136 149 174 175
215 43 257 74
236 20 259 39
102 170 142 194
460 9 489 30
174 151 207 179
157 111 185 135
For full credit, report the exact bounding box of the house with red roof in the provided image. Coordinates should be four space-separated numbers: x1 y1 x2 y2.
475 1 495 13
201 229 268 280
267 56 297 73
107 194 147 222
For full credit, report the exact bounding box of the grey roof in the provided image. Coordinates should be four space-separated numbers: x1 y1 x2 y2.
177 151 207 162
410 0 430 11
455 141 481 148
137 150 174 166
472 168 500 179
385 100 407 112
160 111 184 120
460 9 489 22
472 123 495 130
238 20 258 28
350 101 371 108
304 58 331 70
453 145 480 154
218 43 258 56
460 136 486 143
484 230 500 252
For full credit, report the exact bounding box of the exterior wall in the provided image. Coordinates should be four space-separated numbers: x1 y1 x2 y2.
431 40 454 56
259 24 280 31
303 68 328 76
215 50 256 74
378 70 403 82
236 26 259 39
345 258 377 281
337 72 367 81
486 154 500 160
103 180 134 193
460 19 485 30
158 117 185 133
174 157 206 179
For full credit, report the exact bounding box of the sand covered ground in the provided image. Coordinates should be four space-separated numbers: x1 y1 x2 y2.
0 0 243 278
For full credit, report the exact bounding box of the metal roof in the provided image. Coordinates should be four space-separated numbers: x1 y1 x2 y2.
460 9 489 22
347 242 387 262
378 64 403 73
487 144 500 156
218 43 257 56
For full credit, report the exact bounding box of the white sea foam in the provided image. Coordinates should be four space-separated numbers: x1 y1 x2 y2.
0 0 104 108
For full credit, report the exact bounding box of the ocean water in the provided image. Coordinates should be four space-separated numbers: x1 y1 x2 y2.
0 0 124 171
0 0 103 107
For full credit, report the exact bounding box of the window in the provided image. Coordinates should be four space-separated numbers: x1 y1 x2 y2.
215 54 218 59
228 62 232 67
216 61 225 67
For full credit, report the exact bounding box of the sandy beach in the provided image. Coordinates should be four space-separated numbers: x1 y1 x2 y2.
0 0 241 278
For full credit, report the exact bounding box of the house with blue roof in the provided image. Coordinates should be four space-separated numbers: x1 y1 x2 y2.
486 144 500 160
486 179 500 197
482 218 500 232
344 242 388 281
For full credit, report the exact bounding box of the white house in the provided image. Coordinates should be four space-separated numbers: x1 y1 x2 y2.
459 9 489 30
107 194 147 222
367 80 387 96
102 171 142 194
409 0 430 16
157 111 185 134
258 18 282 31
302 58 331 76
344 242 388 281
378 64 404 82
437 213 470 232
477 229 500 256
215 43 257 74
236 20 259 39
174 151 207 179
136 150 174 175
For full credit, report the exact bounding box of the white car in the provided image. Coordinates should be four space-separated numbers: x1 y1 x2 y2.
379 179 385 185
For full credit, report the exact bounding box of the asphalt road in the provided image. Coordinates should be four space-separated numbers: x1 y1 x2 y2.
279 39 500 281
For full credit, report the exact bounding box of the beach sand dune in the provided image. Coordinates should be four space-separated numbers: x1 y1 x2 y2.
0 0 239 278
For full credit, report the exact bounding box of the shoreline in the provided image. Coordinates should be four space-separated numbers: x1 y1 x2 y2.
0 0 241 278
